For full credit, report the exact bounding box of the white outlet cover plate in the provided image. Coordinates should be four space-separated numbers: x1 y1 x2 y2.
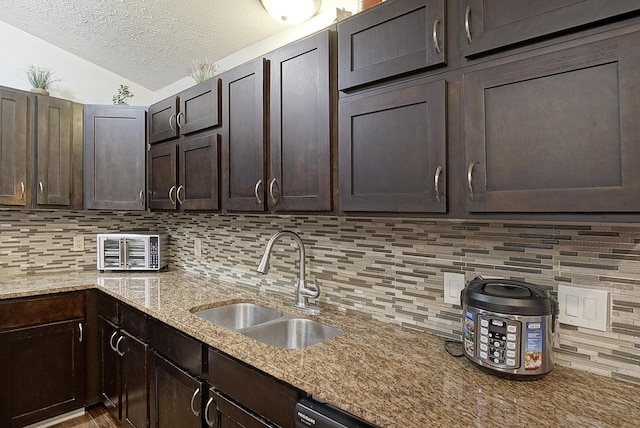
444 272 466 305
558 285 609 332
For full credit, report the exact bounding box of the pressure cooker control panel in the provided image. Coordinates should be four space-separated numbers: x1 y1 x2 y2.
477 315 521 368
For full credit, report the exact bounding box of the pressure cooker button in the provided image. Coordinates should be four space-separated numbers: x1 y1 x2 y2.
507 333 517 341
507 342 517 350
480 343 488 352
500 335 507 341
481 319 489 327
491 357 504 364
480 351 488 359
506 350 516 358
507 325 517 333
481 327 488 335
492 349 504 358
506 359 516 366
493 340 503 348
480 336 488 344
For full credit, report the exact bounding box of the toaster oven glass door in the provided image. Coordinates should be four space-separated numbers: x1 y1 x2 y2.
102 238 124 269
125 238 148 269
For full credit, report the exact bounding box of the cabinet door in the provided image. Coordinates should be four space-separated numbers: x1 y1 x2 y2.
36 96 82 207
179 134 220 211
221 59 267 212
339 79 447 213
464 31 640 212
0 88 28 206
149 96 179 144
179 78 222 135
338 0 446 90
84 105 147 210
0 320 85 427
99 317 121 420
462 0 640 57
121 330 149 428
268 30 333 211
151 353 204 428
148 143 178 210
205 389 270 428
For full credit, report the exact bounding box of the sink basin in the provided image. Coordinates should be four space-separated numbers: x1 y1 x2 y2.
242 318 343 349
192 303 283 331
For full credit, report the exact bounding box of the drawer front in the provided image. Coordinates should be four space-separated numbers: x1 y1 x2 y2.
97 291 119 324
120 303 148 341
151 319 203 377
0 292 85 330
208 349 300 428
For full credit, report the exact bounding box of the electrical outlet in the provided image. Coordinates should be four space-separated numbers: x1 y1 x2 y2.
558 285 609 331
194 238 202 257
444 272 466 305
72 235 84 252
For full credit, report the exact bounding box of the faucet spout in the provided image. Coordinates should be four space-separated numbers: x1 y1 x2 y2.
256 230 320 313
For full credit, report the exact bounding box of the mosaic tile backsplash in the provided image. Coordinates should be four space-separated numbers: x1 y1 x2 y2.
1 209 639 384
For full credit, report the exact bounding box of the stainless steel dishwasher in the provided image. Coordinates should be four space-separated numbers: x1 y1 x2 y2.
295 398 378 428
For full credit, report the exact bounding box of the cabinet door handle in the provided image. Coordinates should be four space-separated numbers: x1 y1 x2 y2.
433 18 442 54
39 181 44 195
434 165 443 203
20 182 25 200
109 330 119 352
190 387 201 417
254 179 263 205
176 112 184 129
78 323 84 343
139 189 145 206
169 185 176 206
115 335 125 356
177 185 184 204
464 6 472 44
268 178 280 205
204 396 215 427
169 113 176 132
467 162 477 202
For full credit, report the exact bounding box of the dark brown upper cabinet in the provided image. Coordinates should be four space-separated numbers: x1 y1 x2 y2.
266 29 334 212
149 78 221 144
0 87 28 206
339 78 447 213
220 58 268 212
148 134 220 211
462 0 640 58
338 0 446 91
35 95 83 209
83 105 147 210
464 30 640 213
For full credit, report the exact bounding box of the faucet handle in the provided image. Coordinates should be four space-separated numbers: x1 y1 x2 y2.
299 281 320 299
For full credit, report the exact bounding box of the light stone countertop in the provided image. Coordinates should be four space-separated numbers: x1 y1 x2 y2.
1 270 639 427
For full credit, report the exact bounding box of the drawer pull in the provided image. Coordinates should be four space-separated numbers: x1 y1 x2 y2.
176 111 185 129
39 181 44 195
20 182 25 200
467 162 477 202
254 179 263 205
269 178 280 205
115 335 125 356
78 323 84 343
433 18 442 54
169 185 176 206
177 184 184 204
109 330 119 352
204 396 215 427
139 189 145 206
169 113 176 132
190 387 201 417
465 6 472 44
434 165 443 203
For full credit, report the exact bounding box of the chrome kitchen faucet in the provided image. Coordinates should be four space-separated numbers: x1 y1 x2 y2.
256 230 321 314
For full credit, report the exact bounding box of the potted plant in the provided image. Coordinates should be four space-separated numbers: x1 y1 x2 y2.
112 85 134 104
26 65 58 95
189 59 220 84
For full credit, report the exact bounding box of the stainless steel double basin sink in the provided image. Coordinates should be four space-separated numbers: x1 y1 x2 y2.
191 302 343 349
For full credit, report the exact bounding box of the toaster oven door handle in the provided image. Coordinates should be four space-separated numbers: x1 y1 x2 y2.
120 238 127 269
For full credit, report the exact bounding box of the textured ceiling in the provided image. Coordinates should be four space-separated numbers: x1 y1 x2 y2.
0 0 305 90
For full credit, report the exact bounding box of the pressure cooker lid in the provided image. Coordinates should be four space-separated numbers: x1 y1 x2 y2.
461 278 559 316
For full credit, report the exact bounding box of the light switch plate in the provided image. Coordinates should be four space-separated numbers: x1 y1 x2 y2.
558 285 609 331
444 272 466 305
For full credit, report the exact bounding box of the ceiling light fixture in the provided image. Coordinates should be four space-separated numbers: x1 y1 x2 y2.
260 0 322 25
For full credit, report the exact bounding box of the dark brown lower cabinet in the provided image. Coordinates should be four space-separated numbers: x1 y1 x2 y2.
120 330 150 428
0 292 86 428
205 389 270 428
151 352 204 428
99 316 121 419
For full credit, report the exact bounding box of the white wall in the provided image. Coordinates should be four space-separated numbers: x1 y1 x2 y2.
0 20 153 105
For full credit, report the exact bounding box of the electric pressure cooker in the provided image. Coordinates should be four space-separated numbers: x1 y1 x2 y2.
460 277 559 379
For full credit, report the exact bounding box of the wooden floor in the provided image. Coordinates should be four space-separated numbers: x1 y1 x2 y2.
48 405 120 428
